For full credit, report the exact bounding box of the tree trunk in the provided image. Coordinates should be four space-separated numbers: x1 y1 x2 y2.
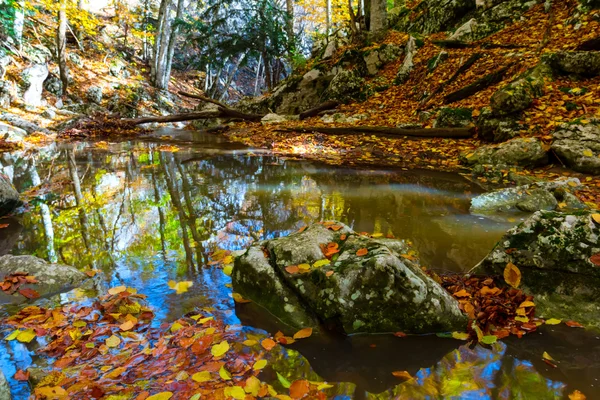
278 126 475 139
56 0 69 95
161 0 185 90
13 0 25 49
326 0 332 34
219 52 247 101
151 0 171 87
285 0 294 51
370 0 387 33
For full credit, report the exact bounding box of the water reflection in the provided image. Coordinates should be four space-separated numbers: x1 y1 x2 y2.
0 131 596 398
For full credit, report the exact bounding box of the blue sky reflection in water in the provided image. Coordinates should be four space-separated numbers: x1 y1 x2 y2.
0 132 598 399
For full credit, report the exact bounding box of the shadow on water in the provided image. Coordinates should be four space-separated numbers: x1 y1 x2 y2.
0 129 598 398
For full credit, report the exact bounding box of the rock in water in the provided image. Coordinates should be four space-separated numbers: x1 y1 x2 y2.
0 174 21 217
232 222 467 334
0 369 10 400
0 255 88 303
21 64 48 107
552 119 600 175
473 211 600 329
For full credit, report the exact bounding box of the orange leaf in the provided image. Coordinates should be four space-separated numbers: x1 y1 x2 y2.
569 390 587 400
261 338 277 350
565 320 584 328
119 320 135 331
340 234 347 241
326 271 334 277
298 226 307 233
392 371 412 380
289 380 310 399
293 327 313 340
453 289 470 298
356 248 368 257
14 369 29 381
285 265 299 274
19 288 40 299
329 225 343 231
590 254 600 266
504 262 521 288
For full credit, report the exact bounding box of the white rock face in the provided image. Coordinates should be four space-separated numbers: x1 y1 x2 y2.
22 64 49 107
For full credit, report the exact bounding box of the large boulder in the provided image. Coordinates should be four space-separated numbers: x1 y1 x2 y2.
21 63 49 107
232 222 468 334
477 107 521 143
0 255 88 304
470 177 587 213
544 51 600 77
401 0 476 34
460 137 548 168
433 107 473 128
473 211 600 328
327 69 365 103
552 119 600 175
395 36 418 85
447 18 480 42
0 174 21 217
363 44 403 76
86 86 103 104
490 63 552 116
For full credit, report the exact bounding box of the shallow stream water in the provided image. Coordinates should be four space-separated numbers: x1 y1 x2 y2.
0 130 599 399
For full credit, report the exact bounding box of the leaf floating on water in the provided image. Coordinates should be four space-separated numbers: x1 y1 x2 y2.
277 372 292 389
219 365 232 380
253 359 268 371
167 280 193 294
317 382 334 390
293 327 313 340
108 286 127 295
191 371 211 383
542 351 555 361
545 318 562 325
232 293 251 303
289 380 310 399
146 392 173 400
569 390 587 400
452 332 470 340
14 369 29 381
356 248 368 257
565 320 584 328
105 335 121 348
504 262 521 288
482 335 497 345
211 340 230 358
391 371 412 380
261 338 277 350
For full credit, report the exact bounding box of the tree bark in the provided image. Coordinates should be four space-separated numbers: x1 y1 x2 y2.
326 0 332 34
278 126 475 139
151 0 171 88
286 0 295 49
121 107 265 125
57 0 69 95
162 0 185 89
370 0 387 33
443 64 512 104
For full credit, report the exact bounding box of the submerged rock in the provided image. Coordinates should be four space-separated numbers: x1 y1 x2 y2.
470 178 586 213
0 174 21 217
552 119 600 174
473 211 600 328
232 222 467 334
0 370 10 400
460 137 548 168
0 255 88 303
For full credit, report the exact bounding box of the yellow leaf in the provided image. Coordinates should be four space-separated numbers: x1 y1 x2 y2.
171 322 184 332
15 329 36 343
298 263 311 271
211 340 230 358
105 335 121 348
120 320 135 331
108 286 127 295
192 371 212 382
219 365 232 380
245 376 262 395
504 262 521 288
223 264 233 276
452 332 470 340
223 255 234 264
569 390 587 400
515 316 530 323
313 259 331 268
583 149 594 157
545 318 562 325
519 301 535 308
167 280 193 294
253 359 268 370
317 382 334 390
146 392 173 400
5 330 20 341
243 339 257 346
233 293 251 303
392 370 413 380
224 386 246 399
293 327 313 340
592 214 600 224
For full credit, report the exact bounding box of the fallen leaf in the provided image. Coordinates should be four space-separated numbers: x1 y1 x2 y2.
326 271 334 277
592 214 600 224
504 262 521 288
482 335 497 345
105 335 121 348
285 265 299 274
453 289 470 298
545 318 562 325
569 390 587 400
277 372 292 389
253 359 267 370
543 351 555 361
392 371 412 380
14 369 29 381
191 371 212 383
566 320 584 328
452 332 469 340
261 338 277 350
18 288 40 299
108 286 127 295
219 365 232 380
313 259 331 268
146 392 173 400
167 280 193 294
293 327 313 340
232 293 251 303
590 254 600 266
289 380 310 399
119 320 135 331
356 248 368 257
211 340 230 358
224 386 246 399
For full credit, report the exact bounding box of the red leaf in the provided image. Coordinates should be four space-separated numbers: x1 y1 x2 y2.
590 254 600 266
356 248 368 257
565 320 584 328
19 288 40 299
14 370 29 381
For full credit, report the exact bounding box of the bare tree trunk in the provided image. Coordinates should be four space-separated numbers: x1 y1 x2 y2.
285 0 294 48
67 149 90 251
151 0 171 87
219 52 247 101
370 0 387 34
29 160 57 263
254 55 263 96
57 0 69 95
326 0 332 34
162 0 185 90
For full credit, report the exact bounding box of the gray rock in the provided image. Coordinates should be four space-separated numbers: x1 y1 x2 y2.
327 69 365 103
0 122 27 142
41 108 56 120
68 53 83 68
432 107 473 128
21 64 49 107
477 107 521 143
261 113 298 124
544 51 600 77
470 178 585 213
403 0 475 34
0 174 21 217
0 80 14 108
86 86 103 104
448 18 479 42
109 59 128 78
395 36 417 84
473 211 600 328
233 222 468 334
364 44 403 76
43 75 63 96
0 112 52 135
461 137 548 168
0 369 10 400
490 63 552 116
0 255 87 304
552 119 600 174
321 113 369 124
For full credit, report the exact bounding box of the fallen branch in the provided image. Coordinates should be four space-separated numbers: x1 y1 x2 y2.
443 64 513 104
121 110 221 125
178 91 230 109
277 126 475 139
299 101 340 120
577 36 600 51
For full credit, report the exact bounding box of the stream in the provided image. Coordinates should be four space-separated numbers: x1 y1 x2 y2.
0 130 599 399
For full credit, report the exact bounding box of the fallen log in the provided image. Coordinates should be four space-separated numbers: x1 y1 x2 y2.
178 91 230 109
299 101 340 120
577 36 600 51
122 110 221 125
276 126 475 139
443 64 513 104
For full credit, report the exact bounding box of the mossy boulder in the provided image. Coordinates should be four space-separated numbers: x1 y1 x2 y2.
473 211 600 328
544 51 600 77
490 63 552 116
433 107 473 128
460 137 548 168
551 119 600 175
326 69 365 103
232 222 468 334
477 107 522 143
470 178 587 214
0 174 22 217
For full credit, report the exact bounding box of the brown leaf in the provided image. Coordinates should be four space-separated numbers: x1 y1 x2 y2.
293 327 313 340
19 288 40 299
0 223 9 229
565 320 584 328
504 262 521 288
14 369 29 381
329 225 343 231
356 248 368 257
289 379 310 399
392 370 412 380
